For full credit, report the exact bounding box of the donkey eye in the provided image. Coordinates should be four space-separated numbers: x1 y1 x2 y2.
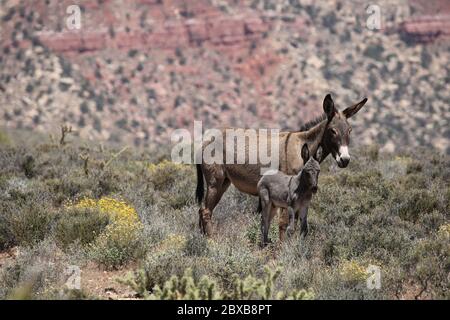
330 128 338 136
348 127 352 133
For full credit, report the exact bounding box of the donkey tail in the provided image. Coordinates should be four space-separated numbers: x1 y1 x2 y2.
195 164 204 204
257 197 262 213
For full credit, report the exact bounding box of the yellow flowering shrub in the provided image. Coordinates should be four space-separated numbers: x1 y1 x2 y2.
147 160 186 174
69 197 143 269
72 197 140 225
339 260 368 282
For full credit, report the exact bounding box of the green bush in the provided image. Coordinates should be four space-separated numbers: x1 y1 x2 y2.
0 213 15 250
406 160 423 174
246 214 278 245
183 233 209 257
54 207 109 249
394 189 439 223
123 249 187 295
0 240 69 299
88 221 145 270
8 205 53 247
147 161 194 191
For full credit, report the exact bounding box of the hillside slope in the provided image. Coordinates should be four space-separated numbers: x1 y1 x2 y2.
0 0 449 153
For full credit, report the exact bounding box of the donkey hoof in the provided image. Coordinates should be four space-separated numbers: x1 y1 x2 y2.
203 222 213 237
260 238 273 248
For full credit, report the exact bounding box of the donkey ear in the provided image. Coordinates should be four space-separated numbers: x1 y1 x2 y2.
314 146 323 162
301 143 310 163
323 94 336 120
343 97 368 118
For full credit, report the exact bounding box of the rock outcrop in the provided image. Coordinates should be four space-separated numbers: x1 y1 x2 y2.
1 0 449 154
399 15 450 43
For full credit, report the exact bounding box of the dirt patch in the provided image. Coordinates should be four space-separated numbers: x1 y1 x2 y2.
0 247 19 268
81 262 139 300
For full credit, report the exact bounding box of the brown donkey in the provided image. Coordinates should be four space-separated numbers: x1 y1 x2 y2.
196 94 368 237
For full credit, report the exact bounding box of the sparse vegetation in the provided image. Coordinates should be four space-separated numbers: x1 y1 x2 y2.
0 132 448 299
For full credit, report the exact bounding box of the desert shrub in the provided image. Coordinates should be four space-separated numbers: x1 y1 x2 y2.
183 233 209 257
393 189 439 222
383 231 450 300
46 169 123 204
0 240 69 299
7 204 54 247
157 178 195 209
417 209 446 234
0 178 56 248
88 221 144 270
70 197 145 269
147 160 194 190
46 175 95 203
207 239 262 290
21 155 35 178
0 215 14 250
121 249 187 296
405 233 449 299
246 214 278 245
406 160 423 174
122 266 314 300
1 134 448 299
71 197 138 223
338 259 369 284
154 234 187 252
54 207 109 249
125 234 190 293
338 169 383 189
146 268 219 299
399 173 428 189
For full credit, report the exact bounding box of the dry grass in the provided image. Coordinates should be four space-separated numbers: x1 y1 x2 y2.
0 130 448 299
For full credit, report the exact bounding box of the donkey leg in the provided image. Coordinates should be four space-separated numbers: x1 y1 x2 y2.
201 178 230 236
259 189 270 246
265 205 278 245
261 204 278 246
299 206 309 237
278 208 289 242
261 206 271 247
286 207 296 237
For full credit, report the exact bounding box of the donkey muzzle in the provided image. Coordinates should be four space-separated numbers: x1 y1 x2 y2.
337 157 350 168
336 146 350 168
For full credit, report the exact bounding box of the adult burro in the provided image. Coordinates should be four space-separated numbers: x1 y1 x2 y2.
196 94 368 237
257 144 322 247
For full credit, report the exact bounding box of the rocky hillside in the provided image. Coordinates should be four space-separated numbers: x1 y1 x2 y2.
0 0 449 153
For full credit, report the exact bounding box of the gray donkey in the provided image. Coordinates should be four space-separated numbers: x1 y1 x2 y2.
257 144 322 246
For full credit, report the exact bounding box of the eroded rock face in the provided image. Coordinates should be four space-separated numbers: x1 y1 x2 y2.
0 0 449 154
399 15 450 43
36 14 269 52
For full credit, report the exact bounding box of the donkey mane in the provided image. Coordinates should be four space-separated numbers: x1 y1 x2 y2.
297 113 327 132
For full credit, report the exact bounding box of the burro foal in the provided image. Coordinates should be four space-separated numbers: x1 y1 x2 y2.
257 144 322 246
